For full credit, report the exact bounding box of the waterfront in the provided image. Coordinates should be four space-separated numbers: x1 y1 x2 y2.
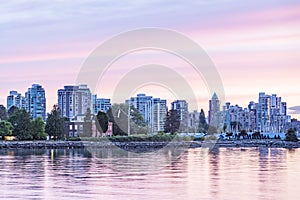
1 139 300 150
0 147 299 199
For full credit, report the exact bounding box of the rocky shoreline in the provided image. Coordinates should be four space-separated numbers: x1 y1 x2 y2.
0 140 300 150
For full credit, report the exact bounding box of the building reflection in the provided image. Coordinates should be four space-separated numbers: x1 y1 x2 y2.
208 148 220 199
258 147 287 200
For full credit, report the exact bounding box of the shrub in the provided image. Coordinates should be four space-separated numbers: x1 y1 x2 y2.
285 129 298 142
205 135 217 140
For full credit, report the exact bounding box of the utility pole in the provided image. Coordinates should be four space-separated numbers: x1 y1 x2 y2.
128 105 130 136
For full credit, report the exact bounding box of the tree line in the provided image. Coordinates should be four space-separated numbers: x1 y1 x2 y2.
0 105 65 140
1 103 297 142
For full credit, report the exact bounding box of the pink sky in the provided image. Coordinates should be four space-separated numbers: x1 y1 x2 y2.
0 0 299 119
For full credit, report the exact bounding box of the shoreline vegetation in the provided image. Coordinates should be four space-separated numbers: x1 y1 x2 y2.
1 138 300 150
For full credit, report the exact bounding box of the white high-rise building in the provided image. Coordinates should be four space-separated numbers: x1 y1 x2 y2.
257 92 270 132
58 84 92 120
126 94 167 133
151 98 167 132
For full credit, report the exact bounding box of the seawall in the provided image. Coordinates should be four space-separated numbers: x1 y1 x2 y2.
0 140 300 149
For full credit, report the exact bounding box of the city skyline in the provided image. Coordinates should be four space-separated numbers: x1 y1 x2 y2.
3 84 298 134
0 1 299 120
2 82 298 121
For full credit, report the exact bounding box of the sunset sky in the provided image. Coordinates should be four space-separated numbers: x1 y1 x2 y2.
0 0 299 119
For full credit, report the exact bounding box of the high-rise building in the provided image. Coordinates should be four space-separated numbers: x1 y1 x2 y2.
127 94 153 124
222 93 290 133
171 100 189 131
58 84 92 120
188 110 200 132
208 93 221 128
93 95 111 114
257 92 270 132
126 94 167 133
268 94 289 132
25 84 46 120
7 91 23 110
151 98 167 132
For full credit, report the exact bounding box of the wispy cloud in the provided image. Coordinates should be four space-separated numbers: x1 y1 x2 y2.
0 0 300 118
289 106 300 114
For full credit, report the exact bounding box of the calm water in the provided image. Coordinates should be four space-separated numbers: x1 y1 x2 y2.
0 147 299 200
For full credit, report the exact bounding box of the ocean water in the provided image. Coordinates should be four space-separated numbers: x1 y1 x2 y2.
0 147 299 200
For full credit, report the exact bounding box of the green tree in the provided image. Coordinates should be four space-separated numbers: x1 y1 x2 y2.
0 105 8 120
8 109 33 140
7 106 19 118
198 109 208 133
164 109 180 134
129 106 147 135
0 120 13 138
83 108 93 137
45 105 65 140
285 128 298 142
239 129 247 139
130 106 146 126
96 111 109 135
31 117 46 140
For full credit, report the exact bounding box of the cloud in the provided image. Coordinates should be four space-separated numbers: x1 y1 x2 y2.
289 106 300 114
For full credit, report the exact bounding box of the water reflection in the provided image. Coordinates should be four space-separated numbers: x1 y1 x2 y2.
0 148 299 199
208 148 220 199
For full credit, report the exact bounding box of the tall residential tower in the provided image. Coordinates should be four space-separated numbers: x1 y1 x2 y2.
58 84 92 120
25 84 46 120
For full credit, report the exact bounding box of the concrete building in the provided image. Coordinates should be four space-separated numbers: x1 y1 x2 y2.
7 91 23 110
25 84 46 120
208 93 221 128
92 95 111 114
223 93 290 133
171 100 189 132
65 120 113 138
188 110 200 133
126 94 167 133
257 92 270 132
151 98 167 132
127 94 153 124
58 84 92 120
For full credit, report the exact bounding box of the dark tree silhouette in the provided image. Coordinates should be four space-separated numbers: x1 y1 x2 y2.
164 109 180 134
7 106 19 118
45 105 65 140
198 109 208 133
96 111 109 135
239 129 247 139
285 128 298 142
31 117 47 140
8 109 33 140
0 105 8 120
